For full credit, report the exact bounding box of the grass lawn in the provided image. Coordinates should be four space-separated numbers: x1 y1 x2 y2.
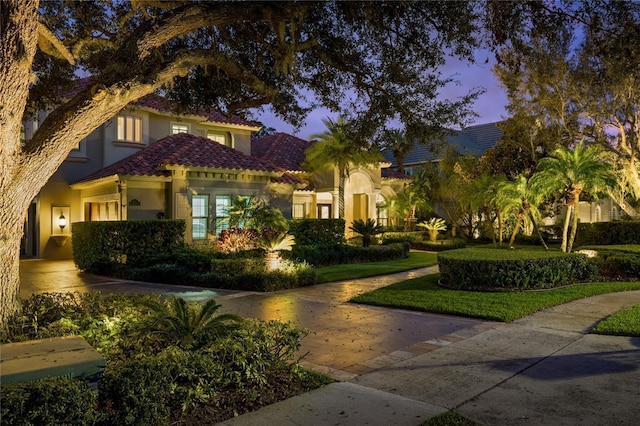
592 304 640 337
351 273 640 323
316 251 438 283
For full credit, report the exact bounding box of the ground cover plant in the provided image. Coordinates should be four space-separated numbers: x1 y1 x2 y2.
591 304 640 337
316 251 438 283
0 292 331 425
351 274 640 323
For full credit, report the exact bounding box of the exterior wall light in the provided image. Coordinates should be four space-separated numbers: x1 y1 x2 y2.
58 214 67 232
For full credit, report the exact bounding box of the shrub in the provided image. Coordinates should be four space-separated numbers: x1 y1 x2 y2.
216 228 259 253
73 220 185 273
580 245 640 278
291 242 409 266
349 218 384 247
417 217 447 242
1 378 101 426
210 257 266 276
289 219 345 246
381 232 466 251
574 221 640 246
98 356 174 425
438 248 598 290
2 293 325 425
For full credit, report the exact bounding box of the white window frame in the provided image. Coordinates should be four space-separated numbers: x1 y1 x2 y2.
192 195 209 240
215 195 232 235
116 115 143 143
171 122 190 135
293 203 305 219
207 131 231 147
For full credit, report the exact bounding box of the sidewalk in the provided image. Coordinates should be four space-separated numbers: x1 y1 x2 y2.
218 290 640 426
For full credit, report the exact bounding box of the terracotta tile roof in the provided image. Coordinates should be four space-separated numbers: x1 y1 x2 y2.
251 132 315 172
381 168 413 180
74 133 281 184
62 77 258 128
273 172 312 188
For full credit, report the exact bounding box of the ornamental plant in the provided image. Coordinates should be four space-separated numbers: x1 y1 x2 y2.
418 217 447 242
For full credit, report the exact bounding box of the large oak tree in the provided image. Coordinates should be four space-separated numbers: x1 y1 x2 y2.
0 0 484 326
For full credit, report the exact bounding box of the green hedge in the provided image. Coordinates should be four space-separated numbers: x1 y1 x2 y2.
117 259 317 291
290 242 409 266
289 219 345 246
72 220 185 273
580 245 640 278
574 221 640 246
438 248 598 290
381 232 466 251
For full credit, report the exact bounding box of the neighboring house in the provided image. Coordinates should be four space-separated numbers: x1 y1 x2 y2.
23 89 408 259
384 121 620 228
385 122 503 176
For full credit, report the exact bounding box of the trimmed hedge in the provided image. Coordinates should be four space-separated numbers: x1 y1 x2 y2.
72 220 185 273
290 242 409 266
574 221 640 246
438 248 598 291
381 232 466 251
289 219 345 246
580 245 640 278
116 259 317 292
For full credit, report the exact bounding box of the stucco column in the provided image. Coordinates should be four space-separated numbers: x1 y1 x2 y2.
331 191 339 219
368 192 377 222
118 181 127 220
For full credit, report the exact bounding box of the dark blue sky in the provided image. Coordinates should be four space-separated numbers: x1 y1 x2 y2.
255 51 508 140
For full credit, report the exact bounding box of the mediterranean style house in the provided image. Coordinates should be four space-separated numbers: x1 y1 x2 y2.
22 83 409 259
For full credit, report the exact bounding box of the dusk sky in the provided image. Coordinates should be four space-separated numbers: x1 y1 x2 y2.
254 50 509 140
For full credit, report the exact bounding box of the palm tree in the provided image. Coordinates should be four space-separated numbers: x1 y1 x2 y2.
304 117 382 219
384 129 414 174
496 174 548 249
532 142 616 252
226 195 254 228
349 218 384 247
464 174 507 245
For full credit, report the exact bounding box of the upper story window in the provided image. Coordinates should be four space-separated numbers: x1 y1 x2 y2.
207 131 232 148
171 123 190 135
116 115 142 143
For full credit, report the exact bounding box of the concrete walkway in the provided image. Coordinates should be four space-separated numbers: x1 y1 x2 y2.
19 259 640 425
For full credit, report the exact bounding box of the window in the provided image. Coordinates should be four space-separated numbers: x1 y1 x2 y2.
192 195 209 240
293 203 305 219
87 201 119 221
376 194 388 227
215 195 232 235
207 131 231 147
318 204 331 219
117 115 142 143
171 123 189 134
